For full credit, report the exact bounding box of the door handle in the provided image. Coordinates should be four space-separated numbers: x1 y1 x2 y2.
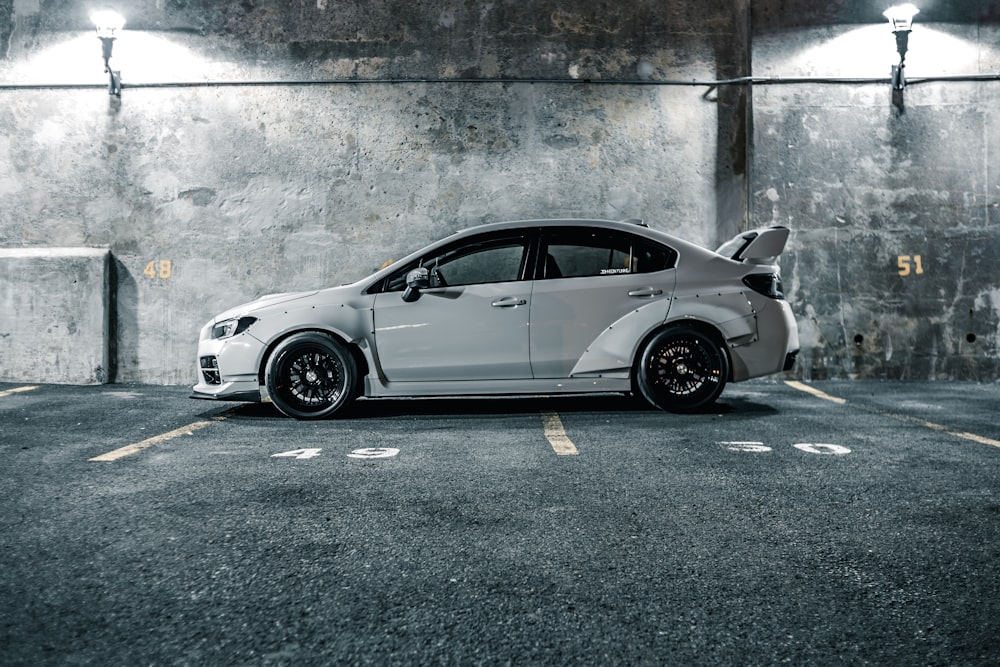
628 288 663 298
491 297 527 308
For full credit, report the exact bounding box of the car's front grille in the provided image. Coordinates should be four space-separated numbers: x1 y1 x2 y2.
200 355 221 384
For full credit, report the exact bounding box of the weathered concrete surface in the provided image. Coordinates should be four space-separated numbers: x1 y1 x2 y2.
0 1 728 82
0 2 732 385
753 23 1000 380
1 1 998 384
0 247 109 384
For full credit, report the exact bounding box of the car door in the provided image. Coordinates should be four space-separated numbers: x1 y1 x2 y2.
528 227 677 378
372 232 533 382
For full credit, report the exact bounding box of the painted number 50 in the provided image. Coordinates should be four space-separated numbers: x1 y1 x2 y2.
897 255 924 277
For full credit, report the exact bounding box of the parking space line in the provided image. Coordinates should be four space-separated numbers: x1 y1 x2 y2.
872 410 1000 450
89 409 238 462
0 385 39 398
786 380 1000 450
785 380 847 405
541 412 578 456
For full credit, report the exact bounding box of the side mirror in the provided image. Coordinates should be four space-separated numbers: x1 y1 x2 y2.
401 267 429 302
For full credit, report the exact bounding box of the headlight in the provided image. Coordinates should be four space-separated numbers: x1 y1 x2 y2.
211 316 258 340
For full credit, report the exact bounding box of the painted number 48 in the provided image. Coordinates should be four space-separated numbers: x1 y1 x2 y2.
897 255 924 277
144 259 172 280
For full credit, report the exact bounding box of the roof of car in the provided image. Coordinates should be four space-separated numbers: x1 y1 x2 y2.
449 218 708 253
462 218 646 231
441 217 678 243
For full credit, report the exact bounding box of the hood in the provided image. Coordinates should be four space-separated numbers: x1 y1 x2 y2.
715 226 790 264
211 290 318 323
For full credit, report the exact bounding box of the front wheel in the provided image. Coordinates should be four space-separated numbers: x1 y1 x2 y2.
636 326 729 413
265 332 358 419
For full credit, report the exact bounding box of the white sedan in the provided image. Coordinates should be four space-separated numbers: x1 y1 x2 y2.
192 219 799 419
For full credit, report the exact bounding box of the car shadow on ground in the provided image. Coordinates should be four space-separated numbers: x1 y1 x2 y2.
206 392 780 421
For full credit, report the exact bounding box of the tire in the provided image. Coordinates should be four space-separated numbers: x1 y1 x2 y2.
264 332 358 420
636 326 729 413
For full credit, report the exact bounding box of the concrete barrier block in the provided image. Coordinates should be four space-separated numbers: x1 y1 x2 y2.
0 248 110 384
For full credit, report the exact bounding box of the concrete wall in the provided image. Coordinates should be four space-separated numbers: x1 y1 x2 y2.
753 23 1000 380
1 0 998 385
0 1 738 385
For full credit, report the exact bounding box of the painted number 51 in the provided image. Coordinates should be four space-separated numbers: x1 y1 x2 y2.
897 255 924 277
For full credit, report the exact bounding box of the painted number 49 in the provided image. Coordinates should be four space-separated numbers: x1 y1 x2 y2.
897 255 924 276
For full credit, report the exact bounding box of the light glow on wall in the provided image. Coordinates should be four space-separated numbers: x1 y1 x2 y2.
754 23 996 80
0 31 222 87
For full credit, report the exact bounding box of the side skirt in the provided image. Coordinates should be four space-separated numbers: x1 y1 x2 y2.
363 375 631 399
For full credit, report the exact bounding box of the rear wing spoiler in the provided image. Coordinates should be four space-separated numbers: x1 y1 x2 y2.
715 226 790 263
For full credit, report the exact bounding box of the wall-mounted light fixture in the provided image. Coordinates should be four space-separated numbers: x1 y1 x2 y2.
91 10 125 97
884 3 919 91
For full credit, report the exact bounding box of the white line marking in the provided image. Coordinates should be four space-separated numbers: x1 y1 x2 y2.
272 448 323 459
785 380 847 405
542 412 578 456
347 447 400 459
0 385 39 398
794 443 852 455
721 441 772 452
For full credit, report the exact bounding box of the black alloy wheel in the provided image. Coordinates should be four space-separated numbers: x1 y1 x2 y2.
636 326 729 413
265 332 358 419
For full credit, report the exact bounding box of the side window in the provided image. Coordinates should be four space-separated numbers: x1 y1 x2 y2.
428 243 525 287
383 235 528 291
541 229 676 279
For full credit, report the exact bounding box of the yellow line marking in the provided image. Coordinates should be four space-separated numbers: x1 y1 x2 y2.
785 380 847 405
786 380 1000 450
873 410 1000 450
89 409 237 462
0 385 39 398
541 412 578 456
950 431 1000 449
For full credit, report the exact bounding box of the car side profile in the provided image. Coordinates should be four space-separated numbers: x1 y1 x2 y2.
191 219 799 419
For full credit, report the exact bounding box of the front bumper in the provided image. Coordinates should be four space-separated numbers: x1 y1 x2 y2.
190 329 266 402
190 381 261 402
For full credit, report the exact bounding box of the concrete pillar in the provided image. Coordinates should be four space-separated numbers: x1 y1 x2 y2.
0 247 110 384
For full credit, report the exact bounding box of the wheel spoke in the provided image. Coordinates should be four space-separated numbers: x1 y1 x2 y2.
650 339 711 396
284 349 344 407
266 334 359 419
638 328 728 412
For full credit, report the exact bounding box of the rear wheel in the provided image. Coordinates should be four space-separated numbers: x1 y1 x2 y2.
636 326 729 413
265 332 358 419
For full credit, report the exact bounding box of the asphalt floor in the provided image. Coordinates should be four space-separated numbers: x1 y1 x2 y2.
1 379 998 665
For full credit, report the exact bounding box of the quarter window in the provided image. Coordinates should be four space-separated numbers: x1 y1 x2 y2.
540 229 676 279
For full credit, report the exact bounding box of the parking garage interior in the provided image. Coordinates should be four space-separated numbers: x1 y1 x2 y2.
1 0 997 386
2 1 1000 665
